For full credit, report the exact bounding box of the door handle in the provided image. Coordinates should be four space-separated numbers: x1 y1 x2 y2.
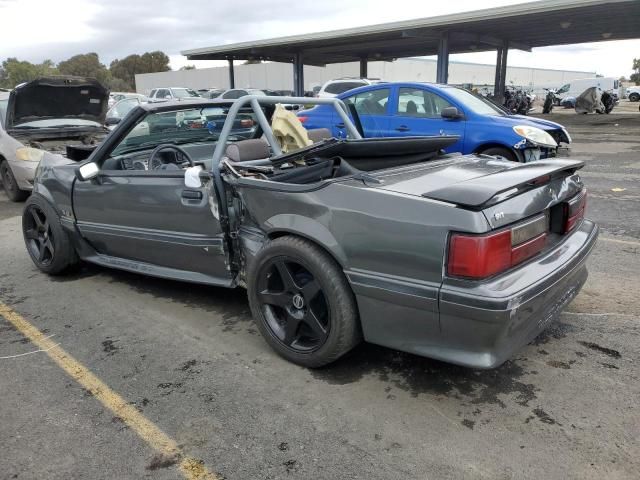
335 123 345 128
182 190 203 200
395 125 410 132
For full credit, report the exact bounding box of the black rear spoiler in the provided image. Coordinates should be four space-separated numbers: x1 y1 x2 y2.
422 159 585 208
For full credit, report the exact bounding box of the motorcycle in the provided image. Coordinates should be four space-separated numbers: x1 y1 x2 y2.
542 88 557 114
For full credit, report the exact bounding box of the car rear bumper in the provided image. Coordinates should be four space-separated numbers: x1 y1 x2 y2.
434 219 598 368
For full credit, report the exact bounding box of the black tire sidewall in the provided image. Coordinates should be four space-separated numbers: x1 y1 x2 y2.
247 236 360 368
23 194 78 274
629 93 639 102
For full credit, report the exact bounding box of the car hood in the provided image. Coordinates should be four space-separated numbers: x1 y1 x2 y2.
488 114 565 131
5 76 109 129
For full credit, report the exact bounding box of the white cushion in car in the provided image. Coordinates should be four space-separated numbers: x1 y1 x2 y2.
225 139 270 162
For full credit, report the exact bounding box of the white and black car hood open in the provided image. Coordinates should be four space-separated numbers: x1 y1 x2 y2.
5 76 109 129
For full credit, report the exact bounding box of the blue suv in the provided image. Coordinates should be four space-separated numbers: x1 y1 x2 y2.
298 82 571 162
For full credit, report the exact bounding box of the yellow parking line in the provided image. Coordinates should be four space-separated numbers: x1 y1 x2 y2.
599 236 640 247
0 302 220 480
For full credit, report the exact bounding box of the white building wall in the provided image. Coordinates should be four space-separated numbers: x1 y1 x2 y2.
135 58 595 95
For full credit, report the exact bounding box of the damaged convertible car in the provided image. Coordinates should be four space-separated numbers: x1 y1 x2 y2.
22 96 598 368
0 76 109 201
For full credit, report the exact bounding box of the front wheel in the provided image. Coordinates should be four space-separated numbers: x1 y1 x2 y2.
23 195 79 275
479 147 517 162
629 93 640 102
1 160 29 202
247 236 361 367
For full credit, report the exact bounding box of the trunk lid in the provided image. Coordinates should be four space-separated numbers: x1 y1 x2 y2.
372 155 585 228
5 76 109 129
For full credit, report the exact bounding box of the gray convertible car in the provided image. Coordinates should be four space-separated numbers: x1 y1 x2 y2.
22 96 598 368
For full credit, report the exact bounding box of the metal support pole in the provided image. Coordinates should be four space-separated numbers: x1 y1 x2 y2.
228 59 235 89
499 41 509 99
293 53 304 96
493 41 509 101
359 58 368 78
436 32 450 84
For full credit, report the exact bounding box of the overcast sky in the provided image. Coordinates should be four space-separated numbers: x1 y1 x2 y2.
0 0 638 78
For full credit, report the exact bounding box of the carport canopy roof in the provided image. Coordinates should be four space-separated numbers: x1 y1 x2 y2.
182 0 640 66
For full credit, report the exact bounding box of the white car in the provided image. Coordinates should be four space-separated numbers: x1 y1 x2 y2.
0 77 109 202
316 78 383 98
626 86 640 102
108 92 147 108
147 87 201 102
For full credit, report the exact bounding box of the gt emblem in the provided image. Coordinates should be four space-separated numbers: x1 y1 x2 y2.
494 212 505 220
292 294 305 309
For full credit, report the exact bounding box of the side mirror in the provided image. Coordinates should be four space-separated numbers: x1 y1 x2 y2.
76 162 100 181
105 117 121 126
441 107 463 120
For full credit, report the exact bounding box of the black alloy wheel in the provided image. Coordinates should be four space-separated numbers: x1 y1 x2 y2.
22 194 78 274
257 256 330 352
248 236 361 367
23 204 55 266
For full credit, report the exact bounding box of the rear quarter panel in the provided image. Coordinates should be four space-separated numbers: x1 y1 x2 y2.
236 179 489 351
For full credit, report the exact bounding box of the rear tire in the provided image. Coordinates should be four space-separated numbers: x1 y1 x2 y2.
479 147 518 162
22 194 79 275
629 93 640 102
1 160 29 202
247 236 361 368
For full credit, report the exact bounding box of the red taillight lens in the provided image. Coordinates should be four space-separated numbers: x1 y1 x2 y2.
297 116 308 123
564 189 587 233
448 214 548 279
448 230 512 279
240 119 254 127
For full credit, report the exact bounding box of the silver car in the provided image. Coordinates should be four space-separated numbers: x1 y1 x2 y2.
0 77 109 202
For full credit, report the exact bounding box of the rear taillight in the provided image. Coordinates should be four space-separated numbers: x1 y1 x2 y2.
447 213 548 279
564 189 587 233
240 119 254 127
297 116 308 123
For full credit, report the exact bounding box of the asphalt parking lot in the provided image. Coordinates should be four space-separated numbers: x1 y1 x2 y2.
1 109 639 479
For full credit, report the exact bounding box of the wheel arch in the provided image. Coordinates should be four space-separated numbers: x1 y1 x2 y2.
473 142 522 162
263 214 349 269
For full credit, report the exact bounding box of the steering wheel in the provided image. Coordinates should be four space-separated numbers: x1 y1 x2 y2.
148 144 194 170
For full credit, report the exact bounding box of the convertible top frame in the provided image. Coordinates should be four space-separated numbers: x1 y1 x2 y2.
209 95 362 226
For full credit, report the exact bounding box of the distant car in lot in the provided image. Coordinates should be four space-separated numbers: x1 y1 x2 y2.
22 95 597 369
554 77 620 104
198 88 226 99
147 87 201 102
108 92 147 108
0 77 109 202
219 88 267 100
316 77 383 98
105 97 145 129
626 86 640 102
298 82 571 162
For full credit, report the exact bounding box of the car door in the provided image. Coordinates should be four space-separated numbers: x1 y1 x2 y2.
72 110 234 286
388 87 465 153
337 87 391 138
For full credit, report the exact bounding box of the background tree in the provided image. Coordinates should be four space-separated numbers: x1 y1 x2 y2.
631 58 640 85
110 51 170 90
57 53 109 82
0 58 58 88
